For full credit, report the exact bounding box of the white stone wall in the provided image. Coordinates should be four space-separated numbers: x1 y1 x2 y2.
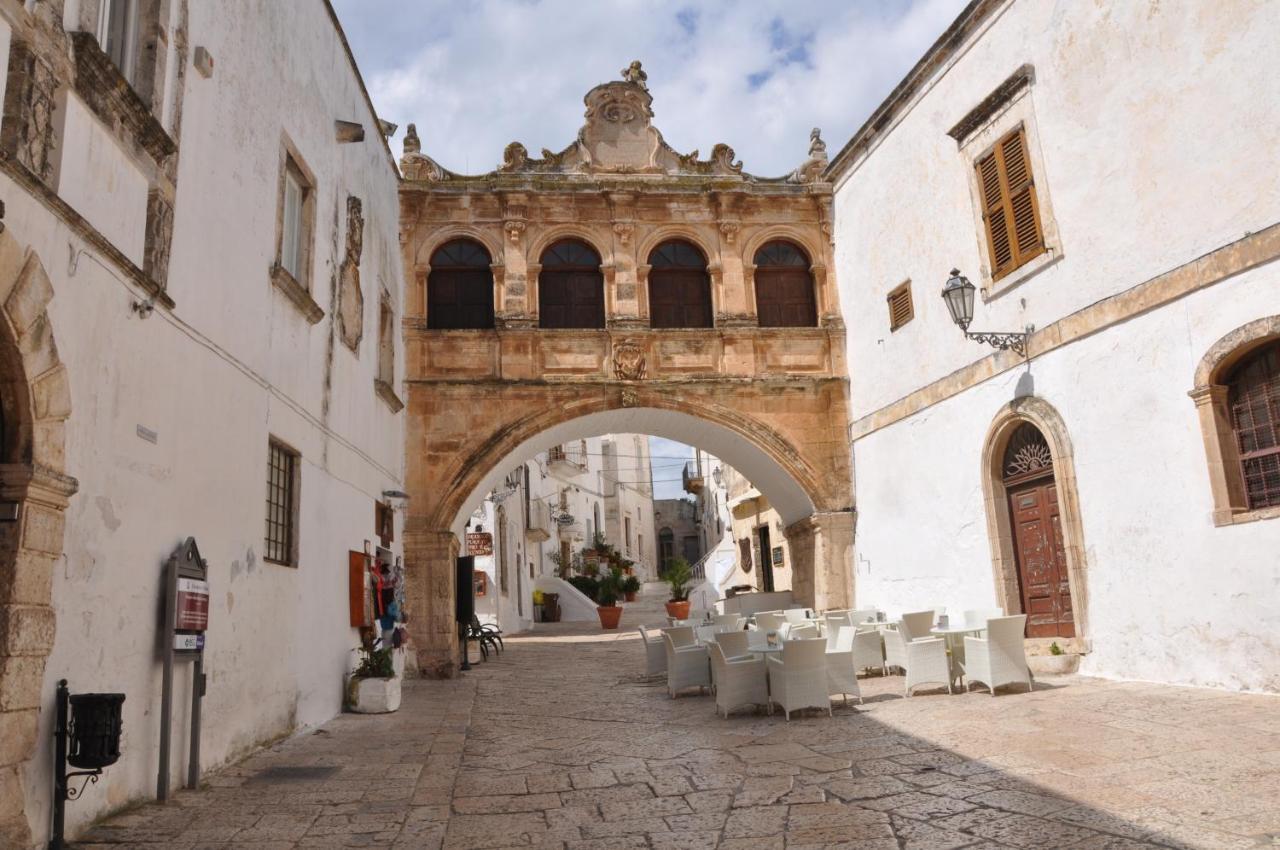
3 2 405 841
833 0 1280 692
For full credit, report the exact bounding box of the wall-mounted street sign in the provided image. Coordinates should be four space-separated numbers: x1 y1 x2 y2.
466 532 493 556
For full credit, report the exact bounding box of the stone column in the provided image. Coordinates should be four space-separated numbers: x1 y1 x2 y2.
785 510 854 611
403 527 460 678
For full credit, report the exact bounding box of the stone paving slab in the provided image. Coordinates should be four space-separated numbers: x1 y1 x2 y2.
81 584 1280 849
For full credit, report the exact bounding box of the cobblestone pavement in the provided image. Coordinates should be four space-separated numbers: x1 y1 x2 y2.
83 584 1280 849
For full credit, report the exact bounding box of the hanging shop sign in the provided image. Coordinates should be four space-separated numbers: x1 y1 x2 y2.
175 577 209 631
466 532 493 556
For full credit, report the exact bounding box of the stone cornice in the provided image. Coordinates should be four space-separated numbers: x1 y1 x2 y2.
69 31 176 164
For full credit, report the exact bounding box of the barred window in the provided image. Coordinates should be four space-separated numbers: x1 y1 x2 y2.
265 440 299 565
1228 341 1280 510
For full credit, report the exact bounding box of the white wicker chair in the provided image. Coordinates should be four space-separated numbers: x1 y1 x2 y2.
900 610 937 641
767 638 831 720
787 622 819 640
963 608 1005 631
709 642 770 718
903 636 953 696
825 627 863 706
852 627 885 675
712 613 743 628
849 608 880 625
883 626 907 674
964 614 1032 696
712 630 751 661
755 612 785 634
695 625 719 644
663 628 710 698
824 612 853 644
782 608 809 625
637 625 667 676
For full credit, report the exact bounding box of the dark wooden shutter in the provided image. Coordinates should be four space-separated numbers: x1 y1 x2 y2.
648 241 713 329
976 127 1045 280
886 282 913 331
427 239 495 329
539 240 605 329
754 241 817 328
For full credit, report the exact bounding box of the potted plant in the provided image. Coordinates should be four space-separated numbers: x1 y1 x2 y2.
346 637 400 714
621 574 641 602
664 557 694 620
1035 640 1080 675
596 568 624 629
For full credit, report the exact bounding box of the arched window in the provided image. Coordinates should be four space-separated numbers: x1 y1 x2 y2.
1227 341 1280 510
539 239 604 329
427 239 494 329
648 240 712 329
754 240 817 327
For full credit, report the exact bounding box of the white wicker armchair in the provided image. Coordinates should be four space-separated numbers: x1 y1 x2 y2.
883 626 907 674
663 627 710 698
637 625 666 676
712 630 751 661
903 637 953 696
755 612 785 634
825 627 863 706
852 627 885 676
767 638 831 720
963 614 1032 696
709 642 770 718
782 608 809 625
787 622 819 640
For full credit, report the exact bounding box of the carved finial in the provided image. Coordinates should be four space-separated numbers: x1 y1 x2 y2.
789 127 830 184
403 123 421 154
809 127 826 157
621 60 648 89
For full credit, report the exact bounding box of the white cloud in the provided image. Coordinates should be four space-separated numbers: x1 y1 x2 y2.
333 0 968 176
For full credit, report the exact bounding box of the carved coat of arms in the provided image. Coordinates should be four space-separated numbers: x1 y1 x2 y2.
613 341 646 380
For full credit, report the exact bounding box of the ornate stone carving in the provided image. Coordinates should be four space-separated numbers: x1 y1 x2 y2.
1 40 59 184
338 195 365 352
719 221 740 244
503 220 526 243
403 122 421 154
789 128 829 184
621 60 648 89
620 389 639 407
612 222 634 245
399 123 450 181
143 189 174 286
612 341 646 380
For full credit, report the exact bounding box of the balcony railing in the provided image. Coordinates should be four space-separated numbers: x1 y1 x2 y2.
548 441 587 471
682 460 704 494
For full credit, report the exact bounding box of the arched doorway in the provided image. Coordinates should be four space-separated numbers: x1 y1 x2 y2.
1000 423 1073 637
981 398 1088 644
658 527 674 575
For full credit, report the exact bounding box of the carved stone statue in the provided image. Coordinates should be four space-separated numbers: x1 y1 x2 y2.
403 123 421 154
789 127 829 183
621 60 648 89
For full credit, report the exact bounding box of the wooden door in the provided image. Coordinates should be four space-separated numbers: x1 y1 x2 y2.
1007 479 1074 637
756 524 775 593
539 269 604 329
649 269 713 328
755 268 817 327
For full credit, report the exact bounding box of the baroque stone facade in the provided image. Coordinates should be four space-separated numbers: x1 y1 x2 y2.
400 65 854 677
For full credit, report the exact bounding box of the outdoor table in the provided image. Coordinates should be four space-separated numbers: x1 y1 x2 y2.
929 624 984 690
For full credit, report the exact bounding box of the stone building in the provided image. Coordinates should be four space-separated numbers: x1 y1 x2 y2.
0 1 405 844
830 0 1280 690
399 64 855 677
723 464 794 595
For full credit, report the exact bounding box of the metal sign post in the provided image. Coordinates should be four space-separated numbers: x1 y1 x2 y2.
157 538 208 801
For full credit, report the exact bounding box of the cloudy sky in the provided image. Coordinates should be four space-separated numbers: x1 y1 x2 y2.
332 0 969 176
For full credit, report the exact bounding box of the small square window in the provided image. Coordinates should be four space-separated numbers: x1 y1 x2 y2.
265 440 300 566
887 282 914 331
280 159 310 281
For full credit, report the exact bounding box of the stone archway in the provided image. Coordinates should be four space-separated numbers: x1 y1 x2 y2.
0 231 76 848
979 396 1088 651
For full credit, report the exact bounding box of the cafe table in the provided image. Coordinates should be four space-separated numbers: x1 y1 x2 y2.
929 623 985 690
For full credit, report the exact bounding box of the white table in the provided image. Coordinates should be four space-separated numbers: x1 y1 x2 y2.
930 624 985 689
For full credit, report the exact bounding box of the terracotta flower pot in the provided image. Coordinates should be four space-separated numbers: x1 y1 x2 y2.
665 600 691 620
597 605 623 629
624 591 637 602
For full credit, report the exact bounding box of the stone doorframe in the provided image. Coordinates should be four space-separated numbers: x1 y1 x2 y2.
0 232 76 848
979 396 1089 652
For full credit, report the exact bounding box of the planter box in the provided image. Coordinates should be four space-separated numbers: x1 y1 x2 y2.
347 675 402 713
1029 654 1080 676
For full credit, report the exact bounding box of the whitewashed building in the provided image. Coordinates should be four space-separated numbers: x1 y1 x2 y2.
0 1 405 845
831 0 1280 691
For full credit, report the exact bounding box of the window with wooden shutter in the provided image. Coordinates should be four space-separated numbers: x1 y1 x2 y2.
886 281 913 331
1227 341 1280 510
976 127 1045 280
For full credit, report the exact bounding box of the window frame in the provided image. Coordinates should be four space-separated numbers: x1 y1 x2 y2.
265 438 301 567
886 280 914 332
753 240 817 328
957 78 1063 300
427 238 496 330
647 239 714 329
270 137 322 322
98 0 140 85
